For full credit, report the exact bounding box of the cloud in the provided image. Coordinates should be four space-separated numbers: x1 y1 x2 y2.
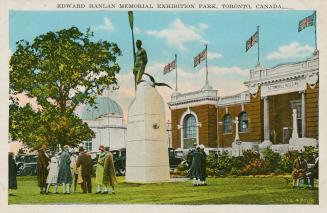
199 23 208 30
146 18 208 51
109 64 249 122
207 52 223 60
266 42 314 60
93 17 114 31
134 26 141 34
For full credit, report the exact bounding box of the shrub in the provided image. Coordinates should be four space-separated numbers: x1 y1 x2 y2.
176 162 188 172
278 150 299 173
206 168 217 177
242 149 260 164
217 151 233 175
207 152 219 170
262 148 281 173
240 159 265 175
230 167 242 176
303 146 318 164
231 156 245 170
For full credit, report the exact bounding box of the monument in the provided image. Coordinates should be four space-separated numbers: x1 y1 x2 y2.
125 11 170 183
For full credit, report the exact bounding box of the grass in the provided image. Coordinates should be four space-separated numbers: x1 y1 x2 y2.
8 176 318 205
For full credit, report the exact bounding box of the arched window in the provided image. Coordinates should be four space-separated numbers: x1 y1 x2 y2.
183 114 197 138
238 112 248 133
223 114 232 133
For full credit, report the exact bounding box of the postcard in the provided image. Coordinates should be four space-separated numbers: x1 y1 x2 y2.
1 0 327 212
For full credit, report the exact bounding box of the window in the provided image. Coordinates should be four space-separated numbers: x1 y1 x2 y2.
223 114 232 133
84 141 92 152
238 112 249 133
183 114 197 138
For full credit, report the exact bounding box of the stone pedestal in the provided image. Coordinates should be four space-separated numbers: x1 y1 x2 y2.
125 82 170 183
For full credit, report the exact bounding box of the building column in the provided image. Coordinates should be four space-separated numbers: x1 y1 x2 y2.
234 117 240 142
301 91 306 137
292 109 299 139
263 96 270 141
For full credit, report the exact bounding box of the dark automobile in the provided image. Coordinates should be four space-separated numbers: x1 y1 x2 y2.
168 148 183 169
91 149 126 176
91 147 183 176
111 148 126 176
16 154 38 176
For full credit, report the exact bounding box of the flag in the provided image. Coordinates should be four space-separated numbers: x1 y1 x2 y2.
163 59 176 74
194 46 207 67
246 31 258 52
298 12 316 32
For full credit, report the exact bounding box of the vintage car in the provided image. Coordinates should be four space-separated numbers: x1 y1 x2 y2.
91 147 184 176
111 148 126 176
90 149 126 176
16 154 38 176
168 148 183 169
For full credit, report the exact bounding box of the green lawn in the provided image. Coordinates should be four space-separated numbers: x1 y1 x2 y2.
9 176 318 205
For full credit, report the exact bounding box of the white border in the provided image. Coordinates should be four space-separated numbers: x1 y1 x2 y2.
1 0 327 212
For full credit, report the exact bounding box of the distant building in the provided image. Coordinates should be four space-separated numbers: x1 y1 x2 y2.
81 96 126 152
168 53 319 153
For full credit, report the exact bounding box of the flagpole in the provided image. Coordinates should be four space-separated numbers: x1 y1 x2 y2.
175 54 178 91
257 25 260 65
314 11 317 51
205 44 208 85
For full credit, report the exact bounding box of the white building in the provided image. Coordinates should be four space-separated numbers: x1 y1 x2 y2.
81 96 126 152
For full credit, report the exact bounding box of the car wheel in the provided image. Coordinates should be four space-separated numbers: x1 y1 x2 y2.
25 167 33 176
118 167 125 176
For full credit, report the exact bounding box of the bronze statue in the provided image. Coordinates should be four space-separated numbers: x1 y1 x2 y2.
128 11 171 90
133 40 148 84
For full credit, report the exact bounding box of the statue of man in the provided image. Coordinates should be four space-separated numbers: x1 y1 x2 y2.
133 40 148 84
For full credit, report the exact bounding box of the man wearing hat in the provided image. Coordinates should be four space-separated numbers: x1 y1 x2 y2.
57 145 72 194
37 144 49 194
76 146 93 193
95 145 106 194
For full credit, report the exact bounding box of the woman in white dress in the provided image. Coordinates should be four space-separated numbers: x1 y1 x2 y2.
46 156 59 194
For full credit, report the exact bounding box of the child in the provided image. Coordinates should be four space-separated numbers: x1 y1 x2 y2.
46 155 59 194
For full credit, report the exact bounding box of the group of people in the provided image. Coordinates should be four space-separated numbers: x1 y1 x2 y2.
33 143 116 195
292 153 318 189
37 144 117 195
187 144 207 186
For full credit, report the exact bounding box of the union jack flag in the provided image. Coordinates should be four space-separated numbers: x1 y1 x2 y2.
246 31 258 52
194 46 207 67
298 12 316 32
163 59 176 74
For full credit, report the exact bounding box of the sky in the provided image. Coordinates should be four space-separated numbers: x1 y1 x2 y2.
9 10 316 122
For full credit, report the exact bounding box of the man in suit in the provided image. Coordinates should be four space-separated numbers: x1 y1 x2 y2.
76 146 93 193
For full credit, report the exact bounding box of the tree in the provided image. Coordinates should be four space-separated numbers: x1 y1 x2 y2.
10 27 122 149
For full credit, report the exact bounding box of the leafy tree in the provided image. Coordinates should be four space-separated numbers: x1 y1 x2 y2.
262 148 281 172
9 102 41 148
10 27 121 149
